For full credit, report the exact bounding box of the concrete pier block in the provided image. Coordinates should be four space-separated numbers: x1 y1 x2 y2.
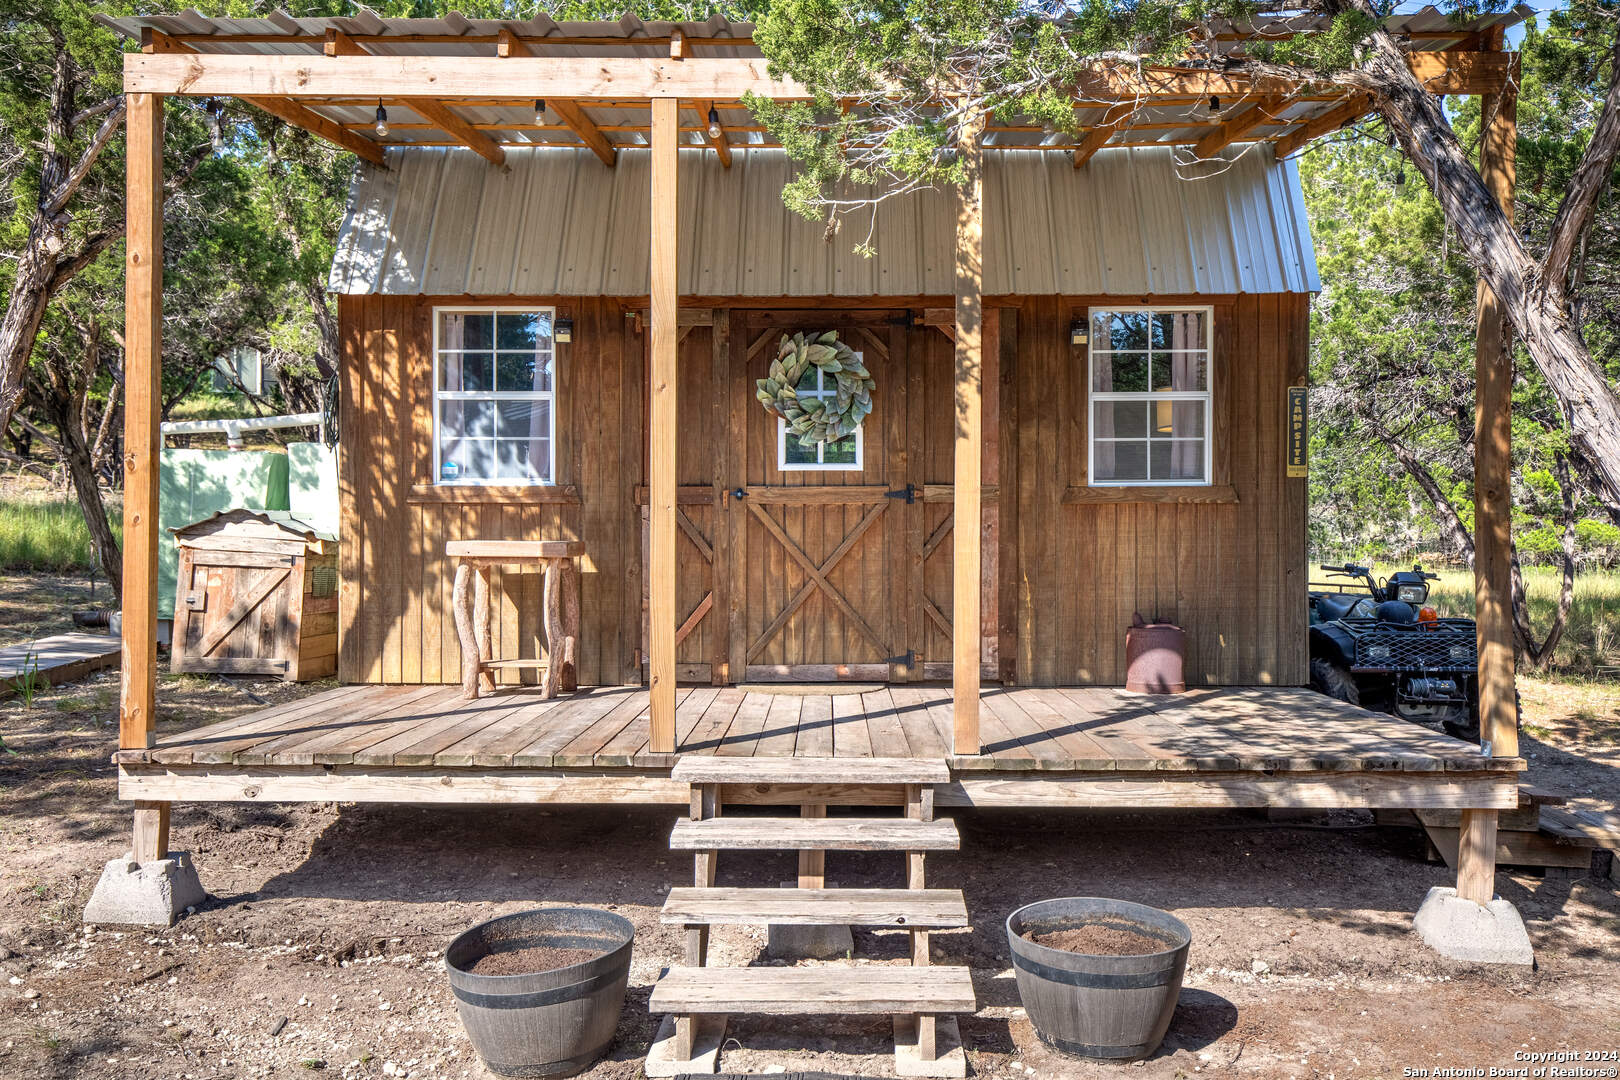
82 852 206 928
1413 886 1534 965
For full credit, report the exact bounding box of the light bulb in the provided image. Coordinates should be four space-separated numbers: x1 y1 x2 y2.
1208 95 1221 113
707 107 722 140
374 103 389 138
534 99 546 126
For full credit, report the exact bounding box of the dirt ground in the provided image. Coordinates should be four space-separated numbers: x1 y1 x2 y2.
2 574 1618 1080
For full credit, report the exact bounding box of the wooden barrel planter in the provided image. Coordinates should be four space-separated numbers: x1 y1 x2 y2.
444 908 633 1078
1006 897 1191 1062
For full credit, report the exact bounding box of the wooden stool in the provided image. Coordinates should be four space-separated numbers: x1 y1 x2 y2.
447 540 585 700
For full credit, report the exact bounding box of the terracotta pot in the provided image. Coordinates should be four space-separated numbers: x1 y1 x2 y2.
1125 616 1185 694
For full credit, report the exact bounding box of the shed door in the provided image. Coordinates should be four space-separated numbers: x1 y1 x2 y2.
731 312 922 680
171 547 298 677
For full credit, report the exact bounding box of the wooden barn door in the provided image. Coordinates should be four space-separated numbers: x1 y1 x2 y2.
729 311 922 681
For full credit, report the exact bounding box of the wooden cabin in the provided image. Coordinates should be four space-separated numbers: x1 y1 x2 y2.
105 8 1527 950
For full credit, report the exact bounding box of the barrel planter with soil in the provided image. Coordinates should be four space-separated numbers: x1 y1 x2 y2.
444 907 633 1078
1007 897 1191 1062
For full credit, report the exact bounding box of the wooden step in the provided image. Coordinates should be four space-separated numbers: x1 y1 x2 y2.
669 816 959 852
650 965 976 1016
662 887 969 927
672 756 950 786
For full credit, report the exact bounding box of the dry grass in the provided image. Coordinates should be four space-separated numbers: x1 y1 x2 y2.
1427 567 1620 676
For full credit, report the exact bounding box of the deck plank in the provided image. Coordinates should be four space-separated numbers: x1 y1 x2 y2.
752 692 803 757
138 684 377 765
831 693 873 757
794 694 835 757
714 690 773 756
677 686 746 755
228 686 445 766
509 686 643 766
861 688 915 758
432 694 571 766
118 682 1514 785
889 685 949 759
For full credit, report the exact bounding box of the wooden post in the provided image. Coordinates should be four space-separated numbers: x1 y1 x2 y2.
952 112 985 756
1455 808 1498 904
1464 28 1515 907
123 93 167 861
648 96 680 754
121 92 163 756
1473 29 1518 765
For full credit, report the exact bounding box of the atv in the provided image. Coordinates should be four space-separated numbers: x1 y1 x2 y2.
1308 563 1479 740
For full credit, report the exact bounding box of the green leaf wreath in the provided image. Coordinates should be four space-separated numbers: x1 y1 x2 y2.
754 331 875 446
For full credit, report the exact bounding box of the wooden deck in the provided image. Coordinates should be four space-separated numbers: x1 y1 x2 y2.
116 683 1521 811
1 632 120 700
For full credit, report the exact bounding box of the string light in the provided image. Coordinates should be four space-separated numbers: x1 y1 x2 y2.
374 101 389 138
707 106 722 139
1208 95 1221 113
206 98 223 152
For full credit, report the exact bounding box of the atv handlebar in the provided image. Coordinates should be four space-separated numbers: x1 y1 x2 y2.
1318 563 1370 578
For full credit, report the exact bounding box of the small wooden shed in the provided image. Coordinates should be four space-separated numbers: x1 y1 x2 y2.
171 509 339 681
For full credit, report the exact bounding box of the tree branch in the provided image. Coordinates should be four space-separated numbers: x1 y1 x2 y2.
43 95 125 216
1541 28 1620 302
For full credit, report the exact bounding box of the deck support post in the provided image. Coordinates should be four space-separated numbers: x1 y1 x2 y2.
122 90 167 854
84 91 205 926
1464 27 1517 905
1473 27 1518 770
121 91 163 760
648 96 679 754
951 112 985 756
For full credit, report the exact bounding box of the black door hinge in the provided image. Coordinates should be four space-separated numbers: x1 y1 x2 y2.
885 484 917 504
886 649 917 668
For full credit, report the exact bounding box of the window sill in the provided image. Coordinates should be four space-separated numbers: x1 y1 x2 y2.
408 483 581 505
1062 484 1239 505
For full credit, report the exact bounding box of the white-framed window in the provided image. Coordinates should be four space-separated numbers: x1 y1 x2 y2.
433 306 556 485
776 357 865 472
1087 306 1212 486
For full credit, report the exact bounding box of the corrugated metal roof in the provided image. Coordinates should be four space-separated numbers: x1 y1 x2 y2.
329 145 1319 298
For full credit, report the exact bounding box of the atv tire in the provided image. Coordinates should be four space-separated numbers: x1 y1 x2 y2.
1310 657 1360 706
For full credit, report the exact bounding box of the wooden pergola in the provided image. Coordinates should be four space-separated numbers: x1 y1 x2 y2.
109 10 1522 905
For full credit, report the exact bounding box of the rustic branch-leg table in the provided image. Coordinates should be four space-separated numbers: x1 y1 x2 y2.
446 540 586 700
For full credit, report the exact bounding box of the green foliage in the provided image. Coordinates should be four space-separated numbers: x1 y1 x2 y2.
0 495 121 573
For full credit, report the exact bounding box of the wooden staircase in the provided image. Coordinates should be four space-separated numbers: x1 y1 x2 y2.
648 757 974 1077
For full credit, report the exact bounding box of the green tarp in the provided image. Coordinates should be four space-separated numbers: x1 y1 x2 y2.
158 450 288 620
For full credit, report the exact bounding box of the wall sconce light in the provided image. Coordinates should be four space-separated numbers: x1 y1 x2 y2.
1069 319 1089 346
555 318 574 343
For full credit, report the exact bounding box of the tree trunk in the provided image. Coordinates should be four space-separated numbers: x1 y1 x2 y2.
60 420 123 599
1339 5 1620 509
1359 410 1476 566
1510 456 1578 671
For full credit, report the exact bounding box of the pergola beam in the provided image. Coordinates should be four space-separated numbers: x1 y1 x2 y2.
399 97 506 165
1193 94 1292 157
321 29 506 166
696 99 734 168
1073 112 1131 167
498 30 618 167
143 30 388 166
1272 94 1374 158
124 50 1508 102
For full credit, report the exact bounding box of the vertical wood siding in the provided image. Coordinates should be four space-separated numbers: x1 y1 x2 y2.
339 294 1307 688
